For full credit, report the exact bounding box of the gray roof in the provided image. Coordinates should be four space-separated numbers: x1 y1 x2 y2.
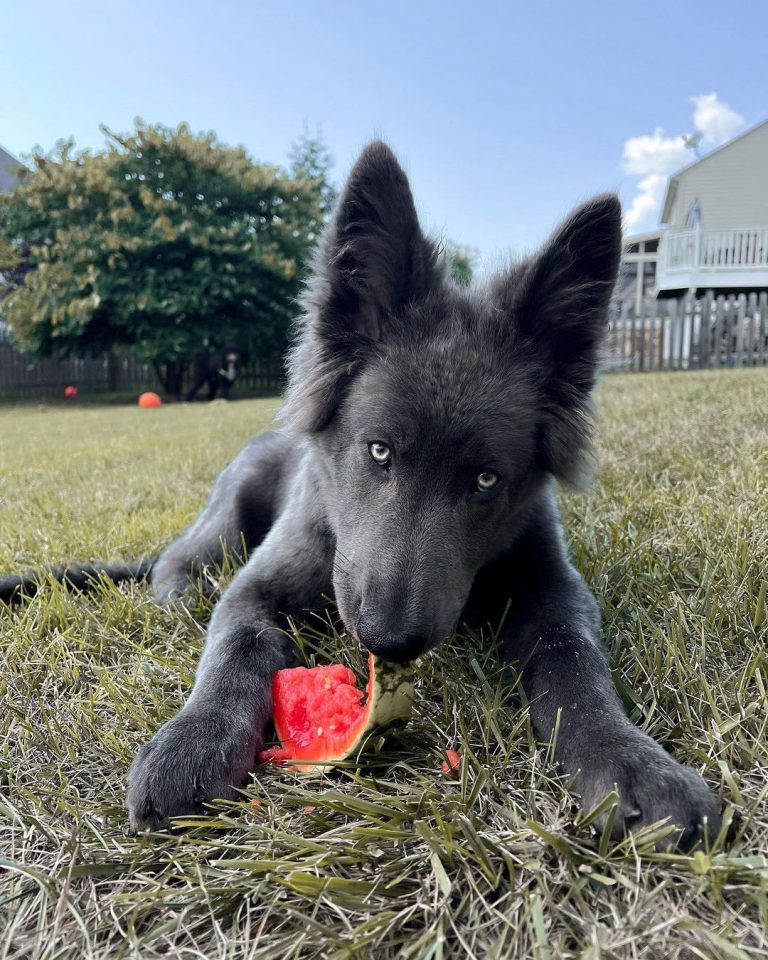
0 144 22 193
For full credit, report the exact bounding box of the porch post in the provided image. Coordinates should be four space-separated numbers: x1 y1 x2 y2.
635 257 644 316
689 221 702 298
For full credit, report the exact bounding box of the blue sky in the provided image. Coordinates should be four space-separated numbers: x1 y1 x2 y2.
3 0 766 267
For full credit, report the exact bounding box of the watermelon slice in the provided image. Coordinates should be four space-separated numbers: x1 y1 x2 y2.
258 653 414 772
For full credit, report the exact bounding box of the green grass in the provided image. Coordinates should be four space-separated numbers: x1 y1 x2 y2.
1 370 767 960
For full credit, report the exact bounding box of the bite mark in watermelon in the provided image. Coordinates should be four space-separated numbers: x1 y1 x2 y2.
259 653 414 773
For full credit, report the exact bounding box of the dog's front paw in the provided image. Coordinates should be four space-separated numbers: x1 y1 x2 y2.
126 711 257 832
571 729 721 850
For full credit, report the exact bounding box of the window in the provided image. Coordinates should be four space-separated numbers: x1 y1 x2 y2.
685 201 702 230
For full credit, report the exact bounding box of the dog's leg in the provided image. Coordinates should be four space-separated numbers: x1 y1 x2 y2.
476 501 721 850
185 376 204 402
150 431 294 604
127 484 333 831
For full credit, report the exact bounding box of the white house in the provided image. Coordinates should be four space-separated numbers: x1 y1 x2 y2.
616 228 662 314
0 145 23 340
617 119 768 306
0 144 21 194
653 119 768 295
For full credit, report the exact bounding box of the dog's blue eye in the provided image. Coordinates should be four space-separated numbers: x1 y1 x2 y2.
475 471 500 492
369 442 391 466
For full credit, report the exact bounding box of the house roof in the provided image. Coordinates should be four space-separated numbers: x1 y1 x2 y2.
624 228 663 245
0 144 22 193
659 118 768 223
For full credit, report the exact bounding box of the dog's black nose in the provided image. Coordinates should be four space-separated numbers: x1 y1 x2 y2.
356 614 427 663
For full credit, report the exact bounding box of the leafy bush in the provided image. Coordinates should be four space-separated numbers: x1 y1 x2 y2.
0 122 334 394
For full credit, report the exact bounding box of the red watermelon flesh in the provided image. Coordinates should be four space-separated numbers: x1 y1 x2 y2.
259 653 414 772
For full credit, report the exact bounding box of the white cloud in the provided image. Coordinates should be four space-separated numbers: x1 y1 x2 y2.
691 93 745 148
623 173 669 231
621 94 747 233
622 129 689 178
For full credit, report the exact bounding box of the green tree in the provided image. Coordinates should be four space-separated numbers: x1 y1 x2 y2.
288 132 337 240
447 243 475 286
0 121 334 395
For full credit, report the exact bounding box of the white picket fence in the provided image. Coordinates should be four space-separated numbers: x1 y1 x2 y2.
606 291 768 372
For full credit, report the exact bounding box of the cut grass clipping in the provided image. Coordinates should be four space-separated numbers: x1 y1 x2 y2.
1 368 767 960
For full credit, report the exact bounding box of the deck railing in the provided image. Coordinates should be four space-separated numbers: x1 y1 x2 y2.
662 227 768 274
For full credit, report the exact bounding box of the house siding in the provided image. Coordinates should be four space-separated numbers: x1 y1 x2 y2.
665 123 768 231
0 145 22 193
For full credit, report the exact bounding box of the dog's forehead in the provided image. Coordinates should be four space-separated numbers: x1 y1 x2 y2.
349 334 537 448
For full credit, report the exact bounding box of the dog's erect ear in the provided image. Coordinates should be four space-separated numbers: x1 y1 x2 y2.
495 194 622 486
282 141 440 432
320 140 437 341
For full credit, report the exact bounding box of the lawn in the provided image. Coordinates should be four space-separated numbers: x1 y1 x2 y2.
1 370 767 960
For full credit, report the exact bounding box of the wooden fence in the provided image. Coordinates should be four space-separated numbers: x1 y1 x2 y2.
0 344 156 399
605 291 768 372
3 290 766 397
0 340 284 400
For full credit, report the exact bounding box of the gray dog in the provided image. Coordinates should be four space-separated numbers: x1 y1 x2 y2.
1 142 720 848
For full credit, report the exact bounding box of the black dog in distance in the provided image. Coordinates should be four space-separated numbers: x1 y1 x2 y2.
186 347 241 401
